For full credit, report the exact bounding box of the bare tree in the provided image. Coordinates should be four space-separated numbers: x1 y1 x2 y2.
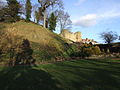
19 0 26 19
38 0 63 28
100 31 118 44
57 10 72 33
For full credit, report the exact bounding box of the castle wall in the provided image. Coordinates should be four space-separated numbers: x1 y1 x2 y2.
60 29 98 44
60 30 82 42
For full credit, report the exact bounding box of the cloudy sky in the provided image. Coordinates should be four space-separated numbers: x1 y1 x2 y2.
62 0 120 43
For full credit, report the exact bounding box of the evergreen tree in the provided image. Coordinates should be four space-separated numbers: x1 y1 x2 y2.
6 0 21 22
25 0 32 21
35 11 40 24
48 13 57 32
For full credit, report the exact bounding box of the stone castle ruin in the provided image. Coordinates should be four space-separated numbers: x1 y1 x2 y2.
60 29 98 44
60 29 82 42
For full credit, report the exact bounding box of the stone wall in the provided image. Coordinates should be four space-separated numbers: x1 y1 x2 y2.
60 29 82 42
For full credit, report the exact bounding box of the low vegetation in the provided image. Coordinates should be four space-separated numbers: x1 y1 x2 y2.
70 43 101 58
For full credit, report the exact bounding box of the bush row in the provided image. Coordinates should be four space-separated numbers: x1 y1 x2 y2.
70 43 101 58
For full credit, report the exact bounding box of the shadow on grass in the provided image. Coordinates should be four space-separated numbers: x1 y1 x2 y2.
54 60 120 90
0 66 62 90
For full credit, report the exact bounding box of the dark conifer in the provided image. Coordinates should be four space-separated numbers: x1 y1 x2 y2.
25 0 32 21
49 13 57 32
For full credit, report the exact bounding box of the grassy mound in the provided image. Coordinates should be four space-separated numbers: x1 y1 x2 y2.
0 21 76 63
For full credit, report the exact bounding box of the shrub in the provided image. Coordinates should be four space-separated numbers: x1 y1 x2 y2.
70 43 101 58
14 39 35 66
92 46 101 55
80 46 93 58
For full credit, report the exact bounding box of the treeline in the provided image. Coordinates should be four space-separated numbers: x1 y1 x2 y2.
97 43 120 53
0 0 72 32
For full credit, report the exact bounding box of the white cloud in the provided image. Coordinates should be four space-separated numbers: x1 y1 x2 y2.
73 14 98 27
74 0 86 6
73 10 120 27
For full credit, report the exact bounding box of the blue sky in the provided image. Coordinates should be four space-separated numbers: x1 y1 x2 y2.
62 0 120 43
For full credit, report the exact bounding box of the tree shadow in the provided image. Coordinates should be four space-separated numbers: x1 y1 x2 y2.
0 66 63 90
54 60 120 90
70 67 120 90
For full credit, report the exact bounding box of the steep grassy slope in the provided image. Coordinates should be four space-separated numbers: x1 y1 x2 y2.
0 21 76 63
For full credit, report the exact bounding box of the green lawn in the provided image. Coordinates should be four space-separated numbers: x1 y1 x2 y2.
0 59 120 90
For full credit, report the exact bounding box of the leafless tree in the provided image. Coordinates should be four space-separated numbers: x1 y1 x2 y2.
57 10 72 33
100 31 118 44
38 0 63 28
18 0 26 18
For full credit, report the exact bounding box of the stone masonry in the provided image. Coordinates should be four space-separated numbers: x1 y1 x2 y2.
60 29 98 44
60 29 82 42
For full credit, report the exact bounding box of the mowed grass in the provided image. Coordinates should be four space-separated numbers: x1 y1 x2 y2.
0 59 120 90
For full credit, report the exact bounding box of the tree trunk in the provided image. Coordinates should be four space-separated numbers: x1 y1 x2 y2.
60 24 63 33
43 9 46 28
